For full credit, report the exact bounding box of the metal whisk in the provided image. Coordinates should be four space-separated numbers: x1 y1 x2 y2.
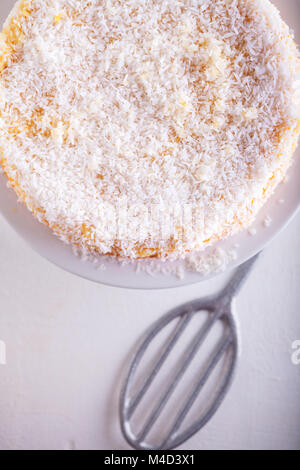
120 253 260 450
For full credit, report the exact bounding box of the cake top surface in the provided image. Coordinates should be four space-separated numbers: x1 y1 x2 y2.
0 0 299 257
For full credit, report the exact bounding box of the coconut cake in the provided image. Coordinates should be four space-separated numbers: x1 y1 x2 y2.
0 0 299 259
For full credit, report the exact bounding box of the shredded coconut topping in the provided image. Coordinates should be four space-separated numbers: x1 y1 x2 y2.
263 215 272 227
0 0 299 259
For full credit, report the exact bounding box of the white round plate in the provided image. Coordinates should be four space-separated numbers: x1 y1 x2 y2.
0 0 299 289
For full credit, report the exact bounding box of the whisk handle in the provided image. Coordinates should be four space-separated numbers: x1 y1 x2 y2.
218 252 261 306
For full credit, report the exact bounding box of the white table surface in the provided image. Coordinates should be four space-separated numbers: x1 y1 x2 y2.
0 0 300 451
0 210 299 450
